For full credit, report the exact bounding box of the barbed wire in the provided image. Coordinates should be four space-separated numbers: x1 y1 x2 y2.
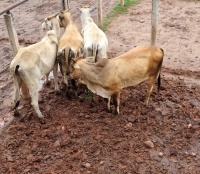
24 1 59 13
0 45 9 50
0 52 11 61
15 3 60 29
0 45 10 54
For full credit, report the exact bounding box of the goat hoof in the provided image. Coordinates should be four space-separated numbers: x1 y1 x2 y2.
66 92 72 100
106 108 111 113
39 118 45 124
44 80 51 86
114 111 119 115
55 90 61 95
14 110 20 117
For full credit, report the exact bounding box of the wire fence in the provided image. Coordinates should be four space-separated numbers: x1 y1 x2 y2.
0 0 117 82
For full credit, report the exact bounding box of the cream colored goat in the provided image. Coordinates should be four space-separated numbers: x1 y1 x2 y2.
42 13 61 85
42 13 60 39
77 5 97 29
71 46 164 114
10 30 58 118
77 5 108 62
82 17 108 62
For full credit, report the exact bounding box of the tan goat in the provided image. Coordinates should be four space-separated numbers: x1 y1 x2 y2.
71 46 164 114
57 10 83 91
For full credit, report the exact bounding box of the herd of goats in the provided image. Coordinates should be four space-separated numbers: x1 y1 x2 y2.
9 5 164 119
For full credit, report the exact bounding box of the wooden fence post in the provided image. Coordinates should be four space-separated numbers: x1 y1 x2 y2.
98 0 103 27
120 0 124 6
151 0 160 46
61 0 70 10
4 11 19 57
4 11 29 98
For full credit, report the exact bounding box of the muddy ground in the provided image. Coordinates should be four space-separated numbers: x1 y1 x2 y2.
0 0 200 173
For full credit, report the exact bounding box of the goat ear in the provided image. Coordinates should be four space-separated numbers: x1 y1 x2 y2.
41 22 46 30
58 15 64 20
74 64 80 69
46 20 52 28
56 15 60 21
90 7 97 12
85 57 95 63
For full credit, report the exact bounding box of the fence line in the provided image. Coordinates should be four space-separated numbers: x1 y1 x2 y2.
0 53 11 61
0 45 10 51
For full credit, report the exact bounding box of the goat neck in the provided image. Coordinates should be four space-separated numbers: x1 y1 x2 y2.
81 11 91 29
62 13 73 28
51 17 61 40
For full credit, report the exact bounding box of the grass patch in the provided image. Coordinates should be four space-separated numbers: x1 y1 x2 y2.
79 92 93 100
101 0 141 31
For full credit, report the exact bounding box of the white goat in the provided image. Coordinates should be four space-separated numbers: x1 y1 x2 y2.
77 5 108 62
10 30 58 118
77 5 97 29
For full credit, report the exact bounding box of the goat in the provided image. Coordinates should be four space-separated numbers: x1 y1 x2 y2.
42 13 60 39
77 5 108 62
57 10 83 92
10 30 58 118
77 5 97 29
71 46 164 114
82 17 108 62
42 13 61 85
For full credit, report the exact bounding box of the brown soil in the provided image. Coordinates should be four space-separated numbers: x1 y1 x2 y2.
0 0 200 173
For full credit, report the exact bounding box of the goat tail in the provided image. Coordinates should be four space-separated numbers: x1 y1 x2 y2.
15 65 20 75
158 47 164 92
159 47 164 55
157 73 161 92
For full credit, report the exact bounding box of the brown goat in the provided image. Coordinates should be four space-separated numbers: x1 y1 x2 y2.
71 46 164 114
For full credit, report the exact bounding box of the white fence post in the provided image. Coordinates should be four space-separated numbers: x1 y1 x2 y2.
98 0 103 27
151 0 160 46
4 11 19 57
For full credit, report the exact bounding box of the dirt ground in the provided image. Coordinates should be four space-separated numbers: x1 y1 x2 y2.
0 0 200 173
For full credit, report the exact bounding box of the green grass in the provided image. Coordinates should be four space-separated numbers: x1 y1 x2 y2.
79 92 94 100
101 0 141 31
